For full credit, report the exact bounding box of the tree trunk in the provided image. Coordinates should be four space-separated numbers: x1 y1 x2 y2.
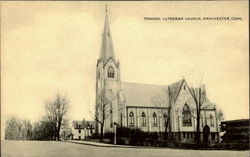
57 130 60 141
169 119 172 142
100 124 104 141
167 108 172 142
164 125 168 140
196 116 201 145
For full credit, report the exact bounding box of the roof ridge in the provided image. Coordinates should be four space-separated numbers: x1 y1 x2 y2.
168 79 185 86
121 81 168 87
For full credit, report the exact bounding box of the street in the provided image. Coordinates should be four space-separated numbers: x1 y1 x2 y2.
1 140 248 157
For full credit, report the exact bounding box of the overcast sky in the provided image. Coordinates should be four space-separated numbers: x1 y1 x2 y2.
1 1 248 138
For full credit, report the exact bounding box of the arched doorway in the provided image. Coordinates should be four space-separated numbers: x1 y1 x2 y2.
203 125 210 146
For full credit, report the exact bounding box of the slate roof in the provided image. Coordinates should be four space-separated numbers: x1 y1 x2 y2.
201 97 215 109
72 121 95 129
120 79 215 109
120 82 169 107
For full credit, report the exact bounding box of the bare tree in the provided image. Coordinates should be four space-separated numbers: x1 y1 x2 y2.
189 86 206 145
151 88 172 141
20 119 32 140
5 116 32 140
45 93 69 141
92 89 117 141
217 108 224 123
5 116 21 140
32 117 55 140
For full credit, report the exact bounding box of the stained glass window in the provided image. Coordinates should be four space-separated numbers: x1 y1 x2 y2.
129 112 134 127
152 112 157 127
141 112 146 126
108 66 114 78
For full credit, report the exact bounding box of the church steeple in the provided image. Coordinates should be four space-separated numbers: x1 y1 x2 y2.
99 5 116 64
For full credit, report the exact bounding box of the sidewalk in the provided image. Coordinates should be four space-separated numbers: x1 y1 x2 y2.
64 140 138 148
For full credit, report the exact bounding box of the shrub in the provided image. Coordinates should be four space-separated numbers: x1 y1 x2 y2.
117 137 126 145
117 127 131 138
104 132 114 139
88 133 100 139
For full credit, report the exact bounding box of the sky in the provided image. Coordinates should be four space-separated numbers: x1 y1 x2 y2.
1 1 249 138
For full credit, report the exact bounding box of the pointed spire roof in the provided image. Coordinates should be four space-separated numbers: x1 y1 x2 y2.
99 7 116 64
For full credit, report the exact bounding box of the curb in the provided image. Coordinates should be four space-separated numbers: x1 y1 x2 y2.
63 140 139 148
62 140 249 151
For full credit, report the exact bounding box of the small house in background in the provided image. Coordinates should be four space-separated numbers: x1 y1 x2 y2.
72 119 95 140
220 119 249 149
61 128 73 140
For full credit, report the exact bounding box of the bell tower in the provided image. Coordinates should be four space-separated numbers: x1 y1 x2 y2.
95 6 120 134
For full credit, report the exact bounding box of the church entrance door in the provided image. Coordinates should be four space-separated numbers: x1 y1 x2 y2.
203 125 210 146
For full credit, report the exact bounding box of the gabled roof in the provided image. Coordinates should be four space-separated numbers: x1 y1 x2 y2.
168 79 185 103
72 120 95 129
119 79 187 107
99 13 116 64
201 97 215 109
189 87 215 110
119 79 215 110
120 82 169 107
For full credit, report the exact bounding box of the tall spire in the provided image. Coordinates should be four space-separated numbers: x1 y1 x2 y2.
105 2 108 13
99 4 116 64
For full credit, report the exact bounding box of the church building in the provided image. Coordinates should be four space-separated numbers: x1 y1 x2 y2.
95 10 219 143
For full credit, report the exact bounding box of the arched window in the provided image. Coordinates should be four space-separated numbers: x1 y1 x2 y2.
182 104 192 126
129 112 134 127
209 114 214 127
141 112 146 126
152 112 157 127
107 66 114 78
